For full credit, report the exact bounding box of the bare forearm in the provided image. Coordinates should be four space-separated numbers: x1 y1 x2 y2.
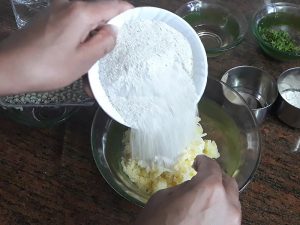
0 42 40 96
0 48 24 96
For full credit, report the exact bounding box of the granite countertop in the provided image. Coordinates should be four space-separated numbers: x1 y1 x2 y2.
0 0 299 224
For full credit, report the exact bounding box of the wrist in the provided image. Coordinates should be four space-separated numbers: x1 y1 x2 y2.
0 43 35 96
0 49 17 96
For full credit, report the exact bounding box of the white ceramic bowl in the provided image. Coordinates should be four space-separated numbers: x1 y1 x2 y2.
88 6 208 127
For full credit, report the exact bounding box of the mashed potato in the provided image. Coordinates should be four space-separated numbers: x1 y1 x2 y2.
121 118 220 194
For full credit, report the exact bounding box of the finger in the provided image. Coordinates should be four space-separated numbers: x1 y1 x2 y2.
80 24 117 62
193 155 222 175
62 1 132 44
191 155 223 187
84 0 133 25
222 173 240 206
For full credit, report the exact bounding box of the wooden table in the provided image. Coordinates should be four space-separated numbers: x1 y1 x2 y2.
0 0 299 224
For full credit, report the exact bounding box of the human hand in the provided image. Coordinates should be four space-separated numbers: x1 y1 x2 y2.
135 155 241 225
0 0 132 95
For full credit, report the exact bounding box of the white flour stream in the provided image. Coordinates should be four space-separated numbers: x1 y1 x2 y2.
99 20 198 168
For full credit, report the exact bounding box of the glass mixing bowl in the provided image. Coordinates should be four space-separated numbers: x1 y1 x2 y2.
91 78 261 207
176 0 248 57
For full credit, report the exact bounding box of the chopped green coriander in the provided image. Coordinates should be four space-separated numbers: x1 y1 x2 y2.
258 27 300 53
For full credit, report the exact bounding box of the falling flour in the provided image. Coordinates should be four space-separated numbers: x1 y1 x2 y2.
99 20 198 168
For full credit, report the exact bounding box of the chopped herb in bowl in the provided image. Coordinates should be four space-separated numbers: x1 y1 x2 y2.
252 3 300 60
258 27 300 53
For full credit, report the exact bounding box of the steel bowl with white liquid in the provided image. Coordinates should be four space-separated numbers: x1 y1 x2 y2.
275 67 300 128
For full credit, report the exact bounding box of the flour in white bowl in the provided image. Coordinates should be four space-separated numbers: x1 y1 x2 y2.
99 20 198 168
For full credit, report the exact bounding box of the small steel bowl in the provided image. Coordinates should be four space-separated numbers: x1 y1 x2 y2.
221 66 278 125
275 67 300 128
176 0 247 57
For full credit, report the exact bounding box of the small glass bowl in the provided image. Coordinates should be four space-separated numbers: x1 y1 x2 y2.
176 0 248 57
252 2 300 61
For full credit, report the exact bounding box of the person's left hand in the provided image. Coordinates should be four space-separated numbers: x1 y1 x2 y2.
0 0 133 95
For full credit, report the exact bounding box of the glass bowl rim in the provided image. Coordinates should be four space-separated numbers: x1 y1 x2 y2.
91 112 146 207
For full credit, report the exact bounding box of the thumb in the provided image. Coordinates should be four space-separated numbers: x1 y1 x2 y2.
80 24 117 62
192 155 222 182
193 155 221 173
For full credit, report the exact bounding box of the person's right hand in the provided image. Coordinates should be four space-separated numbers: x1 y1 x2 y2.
0 0 132 96
135 155 241 225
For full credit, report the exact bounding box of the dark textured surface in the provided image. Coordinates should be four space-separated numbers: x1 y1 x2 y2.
0 0 299 224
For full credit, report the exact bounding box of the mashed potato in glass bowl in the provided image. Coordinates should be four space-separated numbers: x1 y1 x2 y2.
121 118 220 194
